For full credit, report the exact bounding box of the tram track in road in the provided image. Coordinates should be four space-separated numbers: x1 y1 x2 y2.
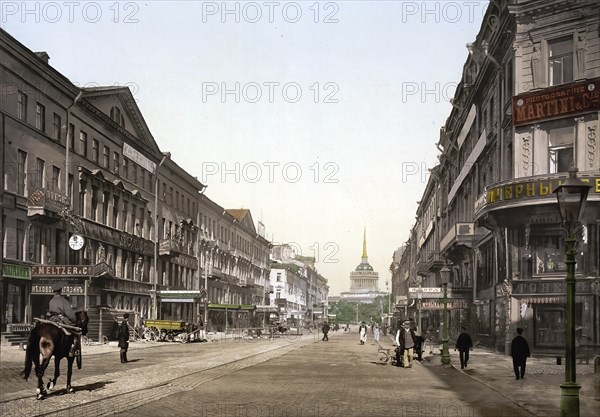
1 335 314 417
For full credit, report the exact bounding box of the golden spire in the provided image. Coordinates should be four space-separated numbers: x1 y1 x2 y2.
362 227 367 259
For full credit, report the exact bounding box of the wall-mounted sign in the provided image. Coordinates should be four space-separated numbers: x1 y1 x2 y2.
32 284 84 295
513 77 600 126
32 265 92 277
123 143 157 174
3 263 31 280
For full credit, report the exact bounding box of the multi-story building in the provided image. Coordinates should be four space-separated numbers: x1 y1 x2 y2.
394 0 600 354
475 0 600 352
269 244 328 325
1 29 163 335
0 28 275 338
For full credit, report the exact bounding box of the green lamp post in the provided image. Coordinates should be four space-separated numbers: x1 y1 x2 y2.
553 167 591 417
440 265 451 366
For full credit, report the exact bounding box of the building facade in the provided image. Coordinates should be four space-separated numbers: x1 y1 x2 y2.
393 0 600 354
0 28 274 338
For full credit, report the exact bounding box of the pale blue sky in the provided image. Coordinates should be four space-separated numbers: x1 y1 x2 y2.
3 1 488 295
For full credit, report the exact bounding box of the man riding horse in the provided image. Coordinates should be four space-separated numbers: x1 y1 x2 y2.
48 284 81 361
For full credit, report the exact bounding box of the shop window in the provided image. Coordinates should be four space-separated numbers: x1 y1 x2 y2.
529 230 583 275
548 36 573 86
548 125 574 173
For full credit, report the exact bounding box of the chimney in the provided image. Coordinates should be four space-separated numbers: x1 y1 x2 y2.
35 52 50 64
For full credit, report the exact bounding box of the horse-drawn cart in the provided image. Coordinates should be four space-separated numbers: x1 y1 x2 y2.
143 320 200 343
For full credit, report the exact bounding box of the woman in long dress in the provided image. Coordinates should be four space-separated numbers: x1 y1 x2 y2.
359 322 368 345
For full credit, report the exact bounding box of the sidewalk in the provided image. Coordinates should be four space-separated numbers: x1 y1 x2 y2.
0 330 253 364
421 346 599 416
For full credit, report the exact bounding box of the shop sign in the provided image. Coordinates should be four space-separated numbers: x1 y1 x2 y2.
420 300 469 310
32 265 92 277
513 78 600 126
27 188 70 212
3 263 31 280
31 277 85 295
513 280 591 295
123 143 157 174
171 255 198 269
485 176 600 208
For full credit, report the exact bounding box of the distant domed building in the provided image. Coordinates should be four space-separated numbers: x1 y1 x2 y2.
338 229 387 303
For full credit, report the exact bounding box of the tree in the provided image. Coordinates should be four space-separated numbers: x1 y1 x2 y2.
329 295 391 324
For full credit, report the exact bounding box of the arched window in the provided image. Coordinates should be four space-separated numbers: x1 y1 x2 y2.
110 106 125 128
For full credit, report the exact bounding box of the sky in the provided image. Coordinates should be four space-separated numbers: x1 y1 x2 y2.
2 0 487 296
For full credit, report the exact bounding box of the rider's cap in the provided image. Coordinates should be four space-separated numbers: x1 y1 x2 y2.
52 283 62 293
123 313 129 319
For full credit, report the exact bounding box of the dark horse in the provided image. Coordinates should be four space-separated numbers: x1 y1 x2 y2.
21 311 89 399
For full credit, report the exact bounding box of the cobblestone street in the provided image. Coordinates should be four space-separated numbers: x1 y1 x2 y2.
5 331 595 416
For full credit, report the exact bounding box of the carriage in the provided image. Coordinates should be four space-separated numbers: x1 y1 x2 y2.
143 320 201 343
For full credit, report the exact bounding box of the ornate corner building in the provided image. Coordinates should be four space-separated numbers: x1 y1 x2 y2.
394 0 600 354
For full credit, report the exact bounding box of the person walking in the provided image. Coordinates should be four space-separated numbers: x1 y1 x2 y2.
118 313 130 364
510 327 531 380
373 324 381 343
321 321 330 341
358 321 368 345
396 321 416 368
454 327 473 369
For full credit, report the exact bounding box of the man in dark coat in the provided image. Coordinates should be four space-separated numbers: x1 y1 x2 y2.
321 322 330 341
396 321 416 368
48 284 80 360
454 327 473 369
118 313 130 363
510 327 531 379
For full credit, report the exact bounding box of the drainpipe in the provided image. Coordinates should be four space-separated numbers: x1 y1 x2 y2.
152 155 167 319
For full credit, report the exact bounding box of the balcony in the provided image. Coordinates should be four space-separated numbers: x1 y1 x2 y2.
159 238 185 257
440 223 476 253
26 188 70 223
426 251 445 272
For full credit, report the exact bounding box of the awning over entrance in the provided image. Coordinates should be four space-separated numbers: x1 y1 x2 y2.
159 290 202 303
208 304 255 311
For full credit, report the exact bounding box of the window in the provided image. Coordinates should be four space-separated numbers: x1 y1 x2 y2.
52 113 61 141
140 169 145 190
131 204 137 235
79 131 88 157
16 220 25 260
122 201 128 231
110 106 125 127
548 125 574 173
102 192 110 224
69 124 75 150
36 158 45 189
113 152 120 174
17 91 27 121
123 159 129 180
17 149 27 195
103 146 110 168
36 103 45 131
548 36 573 86
139 207 145 237
92 139 99 163
51 166 60 191
68 174 74 203
276 272 282 282
91 187 98 221
112 196 120 228
176 191 179 210
78 183 86 216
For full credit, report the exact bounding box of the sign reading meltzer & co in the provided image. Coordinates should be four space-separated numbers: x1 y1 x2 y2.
31 265 92 277
512 77 600 126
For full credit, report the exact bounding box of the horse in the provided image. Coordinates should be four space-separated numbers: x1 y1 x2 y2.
21 311 89 399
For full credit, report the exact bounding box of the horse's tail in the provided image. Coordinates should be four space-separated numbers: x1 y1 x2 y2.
21 325 38 381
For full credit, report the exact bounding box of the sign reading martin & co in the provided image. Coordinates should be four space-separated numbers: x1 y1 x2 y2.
512 78 600 126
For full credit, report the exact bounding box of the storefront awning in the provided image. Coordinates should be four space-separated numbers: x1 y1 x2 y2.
208 304 255 310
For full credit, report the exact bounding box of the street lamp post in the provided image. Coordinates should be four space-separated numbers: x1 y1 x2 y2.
203 240 217 333
553 167 591 417
440 266 451 366
417 284 423 334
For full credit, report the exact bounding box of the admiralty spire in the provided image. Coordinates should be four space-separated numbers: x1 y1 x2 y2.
338 228 386 303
